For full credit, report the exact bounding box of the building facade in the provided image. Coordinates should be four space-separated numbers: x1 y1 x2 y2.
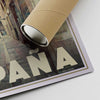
0 0 39 41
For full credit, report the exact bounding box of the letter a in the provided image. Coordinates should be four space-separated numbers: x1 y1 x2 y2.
57 47 77 70
10 61 30 83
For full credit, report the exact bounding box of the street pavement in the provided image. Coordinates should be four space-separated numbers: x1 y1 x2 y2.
0 35 35 67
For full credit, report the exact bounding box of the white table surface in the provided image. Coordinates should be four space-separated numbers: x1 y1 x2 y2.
3 0 100 100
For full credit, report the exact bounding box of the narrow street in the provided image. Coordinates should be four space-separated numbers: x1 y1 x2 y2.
0 35 32 67
0 35 10 65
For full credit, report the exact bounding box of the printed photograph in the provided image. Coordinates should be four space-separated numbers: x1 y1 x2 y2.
0 0 85 91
